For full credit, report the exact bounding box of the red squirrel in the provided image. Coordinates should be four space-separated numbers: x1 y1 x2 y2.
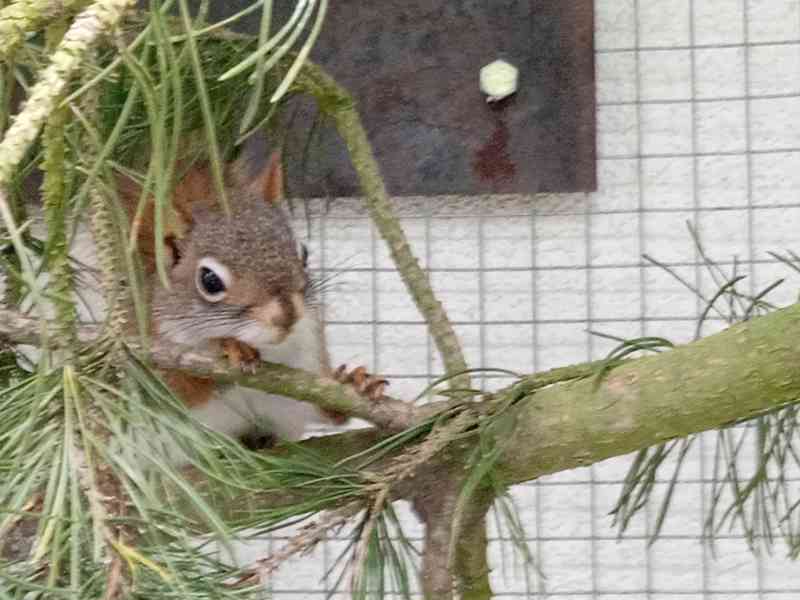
121 153 385 450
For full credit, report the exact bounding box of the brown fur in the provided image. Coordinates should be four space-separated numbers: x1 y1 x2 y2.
119 161 227 276
161 370 216 408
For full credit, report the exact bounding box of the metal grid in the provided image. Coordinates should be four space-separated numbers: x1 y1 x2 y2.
237 0 800 597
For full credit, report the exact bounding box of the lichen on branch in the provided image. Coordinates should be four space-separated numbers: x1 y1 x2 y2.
0 0 89 60
0 0 136 188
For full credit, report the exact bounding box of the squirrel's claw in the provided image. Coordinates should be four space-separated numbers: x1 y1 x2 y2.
334 364 389 402
221 338 261 374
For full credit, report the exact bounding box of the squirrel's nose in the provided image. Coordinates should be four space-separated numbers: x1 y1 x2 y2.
249 292 305 333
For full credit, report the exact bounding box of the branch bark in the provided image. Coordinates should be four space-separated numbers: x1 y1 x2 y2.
415 481 458 600
495 302 800 484
413 478 494 600
451 489 494 600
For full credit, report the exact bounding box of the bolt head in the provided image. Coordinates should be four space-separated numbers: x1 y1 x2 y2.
480 59 519 102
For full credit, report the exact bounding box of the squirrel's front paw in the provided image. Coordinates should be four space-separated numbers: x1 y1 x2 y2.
221 338 261 374
333 364 389 401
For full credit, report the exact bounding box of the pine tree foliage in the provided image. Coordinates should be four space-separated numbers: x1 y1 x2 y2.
610 229 800 556
2 2 800 599
0 2 399 597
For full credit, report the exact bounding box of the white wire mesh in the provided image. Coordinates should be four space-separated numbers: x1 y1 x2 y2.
242 0 800 597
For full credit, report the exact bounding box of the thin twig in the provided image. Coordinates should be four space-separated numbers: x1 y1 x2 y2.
297 61 471 392
0 307 420 431
248 504 358 581
101 554 124 600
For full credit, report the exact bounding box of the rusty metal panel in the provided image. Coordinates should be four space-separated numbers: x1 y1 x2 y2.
213 1 597 197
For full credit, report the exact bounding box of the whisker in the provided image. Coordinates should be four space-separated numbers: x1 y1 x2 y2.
159 315 242 340
309 252 363 273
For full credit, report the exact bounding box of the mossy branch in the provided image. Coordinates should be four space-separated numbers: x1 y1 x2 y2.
4 301 800 498
41 18 78 345
494 301 800 485
296 61 471 391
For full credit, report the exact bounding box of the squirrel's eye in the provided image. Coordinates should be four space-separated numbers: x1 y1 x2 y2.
300 243 309 268
200 268 225 294
195 258 231 303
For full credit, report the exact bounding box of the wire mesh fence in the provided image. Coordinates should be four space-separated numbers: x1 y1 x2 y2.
239 0 800 597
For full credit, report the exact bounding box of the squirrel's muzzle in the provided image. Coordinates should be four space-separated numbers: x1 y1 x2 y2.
248 292 305 343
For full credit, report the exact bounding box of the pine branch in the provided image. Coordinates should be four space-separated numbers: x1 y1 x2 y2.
6 301 800 583
0 1 136 314
0 0 136 187
5 301 800 492
0 0 89 60
296 61 472 392
0 307 419 430
5 13 800 583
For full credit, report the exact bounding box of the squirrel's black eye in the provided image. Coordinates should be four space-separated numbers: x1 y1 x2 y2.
195 258 231 303
300 243 309 268
200 267 225 295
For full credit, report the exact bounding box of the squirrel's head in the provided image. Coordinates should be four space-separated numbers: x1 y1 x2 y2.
151 153 313 349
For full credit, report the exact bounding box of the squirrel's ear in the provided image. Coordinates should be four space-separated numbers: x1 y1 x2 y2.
228 151 284 204
257 151 284 204
163 235 182 267
116 172 158 274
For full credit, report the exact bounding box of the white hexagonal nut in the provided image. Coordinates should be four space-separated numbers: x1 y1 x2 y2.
480 59 519 102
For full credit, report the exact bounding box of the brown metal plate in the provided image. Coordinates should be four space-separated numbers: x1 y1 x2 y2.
213 1 597 197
